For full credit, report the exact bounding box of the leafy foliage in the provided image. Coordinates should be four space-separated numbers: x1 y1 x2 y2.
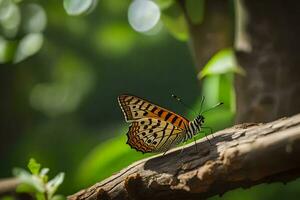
13 158 65 200
28 158 41 175
199 48 245 78
161 7 188 41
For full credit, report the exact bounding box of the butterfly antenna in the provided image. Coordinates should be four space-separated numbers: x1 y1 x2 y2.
201 102 224 114
171 94 197 116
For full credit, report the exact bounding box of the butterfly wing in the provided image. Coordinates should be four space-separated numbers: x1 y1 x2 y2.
127 118 185 153
118 94 190 153
118 94 189 130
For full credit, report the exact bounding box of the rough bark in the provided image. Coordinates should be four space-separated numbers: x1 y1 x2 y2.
69 113 300 200
234 0 300 123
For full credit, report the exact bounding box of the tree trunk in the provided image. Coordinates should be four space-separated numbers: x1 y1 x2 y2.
69 114 300 200
234 0 300 123
178 0 232 72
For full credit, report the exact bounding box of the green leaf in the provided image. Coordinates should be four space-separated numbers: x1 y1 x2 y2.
16 183 36 194
218 73 236 113
185 0 205 24
39 168 49 177
188 74 236 135
13 168 45 192
199 48 245 78
63 0 97 16
40 168 49 183
27 158 41 175
13 33 43 63
46 173 65 199
201 75 220 107
161 2 188 41
200 73 236 115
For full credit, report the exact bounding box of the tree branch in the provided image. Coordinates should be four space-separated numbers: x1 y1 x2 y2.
69 114 300 200
0 178 19 196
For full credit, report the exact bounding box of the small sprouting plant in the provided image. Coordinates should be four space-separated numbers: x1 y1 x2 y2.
13 158 65 200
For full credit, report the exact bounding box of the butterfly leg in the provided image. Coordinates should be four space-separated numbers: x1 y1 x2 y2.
178 140 189 158
204 131 212 145
177 145 187 164
201 126 214 139
198 130 212 145
179 146 185 155
193 137 199 153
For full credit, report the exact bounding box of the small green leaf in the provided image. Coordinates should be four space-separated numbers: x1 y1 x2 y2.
46 173 65 199
185 0 205 24
27 158 41 175
161 2 188 41
16 183 36 194
13 168 45 192
40 168 49 183
199 48 245 78
63 0 97 16
40 168 49 177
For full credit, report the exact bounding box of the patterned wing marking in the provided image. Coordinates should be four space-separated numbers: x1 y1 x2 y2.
118 94 189 129
127 118 185 153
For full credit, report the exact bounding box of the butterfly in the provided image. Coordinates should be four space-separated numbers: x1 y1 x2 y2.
118 94 219 153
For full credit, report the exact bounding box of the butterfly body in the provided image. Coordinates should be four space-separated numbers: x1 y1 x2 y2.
118 94 205 153
185 115 205 141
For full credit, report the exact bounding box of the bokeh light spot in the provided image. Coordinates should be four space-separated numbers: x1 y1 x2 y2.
128 0 161 32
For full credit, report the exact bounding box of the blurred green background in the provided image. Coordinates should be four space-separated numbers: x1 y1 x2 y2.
0 0 299 199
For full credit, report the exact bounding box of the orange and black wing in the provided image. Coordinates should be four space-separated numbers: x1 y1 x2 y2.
118 94 190 130
126 118 185 153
